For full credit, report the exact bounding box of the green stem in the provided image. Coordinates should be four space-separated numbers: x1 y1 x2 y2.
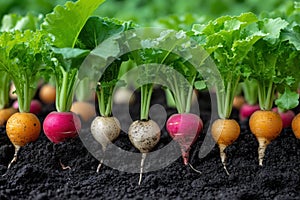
140 84 153 120
105 86 114 117
242 79 258 105
56 67 79 112
0 72 10 109
257 80 275 111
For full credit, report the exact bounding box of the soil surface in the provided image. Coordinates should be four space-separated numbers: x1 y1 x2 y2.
0 90 300 200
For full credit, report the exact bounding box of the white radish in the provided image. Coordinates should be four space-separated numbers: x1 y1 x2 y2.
91 116 121 172
128 119 161 185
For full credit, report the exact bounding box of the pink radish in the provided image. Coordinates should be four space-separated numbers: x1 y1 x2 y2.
13 99 42 115
91 116 121 172
239 104 260 121
43 111 81 143
166 113 203 166
272 107 295 128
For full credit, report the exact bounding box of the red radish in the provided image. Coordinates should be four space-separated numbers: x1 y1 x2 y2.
239 104 260 121
249 110 282 166
166 113 203 166
91 116 121 172
292 113 300 139
43 111 81 143
13 99 42 115
128 120 161 185
272 107 295 128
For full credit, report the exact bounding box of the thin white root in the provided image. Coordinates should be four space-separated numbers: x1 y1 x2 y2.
138 153 147 185
96 159 104 173
188 162 202 174
8 145 20 169
59 159 71 170
257 137 270 166
219 144 230 176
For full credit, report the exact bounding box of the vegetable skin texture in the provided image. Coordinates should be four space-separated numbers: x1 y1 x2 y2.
0 107 17 126
292 113 300 139
128 119 161 185
249 110 282 166
43 111 81 143
128 120 161 153
166 113 203 165
91 116 121 172
6 112 41 168
211 119 240 175
6 112 41 146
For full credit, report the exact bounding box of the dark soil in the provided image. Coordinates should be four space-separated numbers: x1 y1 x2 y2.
0 90 300 200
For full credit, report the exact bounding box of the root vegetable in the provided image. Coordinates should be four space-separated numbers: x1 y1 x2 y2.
239 104 260 121
249 110 282 166
6 112 41 168
292 113 300 139
272 107 295 128
43 111 81 143
233 95 246 110
0 107 17 126
166 113 203 166
211 119 240 175
39 84 56 104
12 99 42 115
128 120 161 185
71 101 96 122
91 116 121 172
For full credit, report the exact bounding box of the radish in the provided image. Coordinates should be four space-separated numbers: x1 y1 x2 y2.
128 119 161 185
43 111 81 143
239 103 260 121
166 113 203 167
91 116 121 172
272 107 295 128
13 99 42 115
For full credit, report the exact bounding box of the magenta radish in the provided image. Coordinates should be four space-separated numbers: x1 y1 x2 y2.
43 111 81 143
13 99 42 115
166 113 203 165
91 116 121 172
239 104 260 121
272 107 295 128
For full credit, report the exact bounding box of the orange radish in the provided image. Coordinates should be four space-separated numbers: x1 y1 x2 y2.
211 119 240 175
249 110 282 166
71 101 96 122
0 107 17 126
233 95 246 110
292 113 300 139
39 84 56 104
6 112 41 168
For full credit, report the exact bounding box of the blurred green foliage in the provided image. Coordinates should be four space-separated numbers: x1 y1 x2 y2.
0 0 295 28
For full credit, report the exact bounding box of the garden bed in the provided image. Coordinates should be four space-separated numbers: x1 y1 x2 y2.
0 90 299 200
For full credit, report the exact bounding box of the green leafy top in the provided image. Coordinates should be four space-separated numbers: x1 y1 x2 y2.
192 12 264 118
0 30 51 112
41 0 105 48
244 17 299 110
